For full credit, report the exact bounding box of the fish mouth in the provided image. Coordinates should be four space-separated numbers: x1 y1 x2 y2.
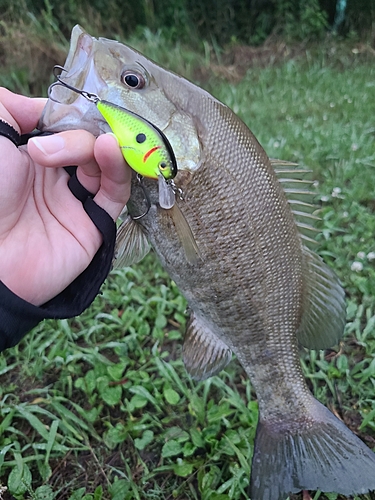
39 25 109 135
39 25 201 175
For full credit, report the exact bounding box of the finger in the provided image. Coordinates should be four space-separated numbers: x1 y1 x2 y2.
29 130 106 194
28 127 97 160
93 133 132 220
0 143 31 221
0 87 46 134
28 130 97 167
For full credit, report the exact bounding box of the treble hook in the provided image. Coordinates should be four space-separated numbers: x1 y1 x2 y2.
48 65 101 104
132 174 151 220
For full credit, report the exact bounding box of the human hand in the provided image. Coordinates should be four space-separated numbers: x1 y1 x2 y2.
0 88 131 306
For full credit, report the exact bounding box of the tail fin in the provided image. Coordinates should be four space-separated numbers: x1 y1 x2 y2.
250 398 375 500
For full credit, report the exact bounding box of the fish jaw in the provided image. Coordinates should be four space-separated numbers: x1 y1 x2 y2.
38 25 201 174
39 26 109 135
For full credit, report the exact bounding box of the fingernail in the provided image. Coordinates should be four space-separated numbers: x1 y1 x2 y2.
30 135 65 155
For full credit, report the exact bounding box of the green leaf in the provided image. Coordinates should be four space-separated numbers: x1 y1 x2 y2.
129 385 161 411
129 394 148 409
103 385 123 406
45 419 59 463
8 462 32 496
134 430 154 450
93 485 103 500
74 377 84 390
110 479 131 500
0 408 16 434
182 441 196 457
97 376 122 406
224 436 250 473
161 439 182 458
359 407 375 430
37 462 52 482
49 401 90 434
167 330 181 340
104 424 128 449
34 485 55 500
155 314 167 328
189 393 205 424
81 407 101 423
164 427 190 442
68 488 86 500
190 428 205 448
15 406 49 440
173 459 194 477
323 493 339 500
85 370 97 394
0 443 14 469
207 403 233 423
198 464 222 491
107 363 125 381
163 387 180 405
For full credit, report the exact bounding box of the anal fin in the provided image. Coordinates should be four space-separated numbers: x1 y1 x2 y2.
183 312 232 381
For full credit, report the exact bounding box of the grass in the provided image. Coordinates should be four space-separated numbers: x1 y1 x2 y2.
1 26 375 500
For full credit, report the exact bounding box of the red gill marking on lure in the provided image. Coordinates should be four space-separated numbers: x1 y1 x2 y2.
143 146 161 163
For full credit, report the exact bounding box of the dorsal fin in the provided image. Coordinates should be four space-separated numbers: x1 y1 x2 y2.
113 215 151 268
183 312 232 380
297 246 346 350
271 159 320 248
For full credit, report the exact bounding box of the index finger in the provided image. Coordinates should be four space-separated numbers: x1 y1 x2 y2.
0 88 47 134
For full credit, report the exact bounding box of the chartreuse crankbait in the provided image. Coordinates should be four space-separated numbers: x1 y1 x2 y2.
49 66 177 182
96 100 177 181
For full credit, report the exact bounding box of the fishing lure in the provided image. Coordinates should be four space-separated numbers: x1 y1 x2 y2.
49 66 177 182
96 100 177 181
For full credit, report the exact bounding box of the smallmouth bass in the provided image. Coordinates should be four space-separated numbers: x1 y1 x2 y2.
39 25 375 500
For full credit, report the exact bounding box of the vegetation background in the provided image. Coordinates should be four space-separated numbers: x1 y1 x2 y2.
1 0 375 499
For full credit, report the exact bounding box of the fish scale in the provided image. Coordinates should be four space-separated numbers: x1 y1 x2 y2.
39 25 375 500
138 102 308 418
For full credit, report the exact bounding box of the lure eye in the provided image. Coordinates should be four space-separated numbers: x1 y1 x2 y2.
136 133 146 143
159 162 167 171
121 70 145 89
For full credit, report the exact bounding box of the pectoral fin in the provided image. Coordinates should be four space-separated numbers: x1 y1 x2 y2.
162 204 202 265
297 246 346 350
183 312 232 380
113 215 151 268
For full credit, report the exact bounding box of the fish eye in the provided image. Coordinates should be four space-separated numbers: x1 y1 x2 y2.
159 162 167 170
121 70 145 89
